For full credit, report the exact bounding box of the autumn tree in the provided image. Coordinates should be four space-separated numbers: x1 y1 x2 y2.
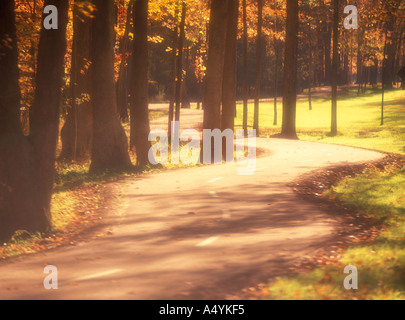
242 0 248 134
330 0 339 136
279 0 299 139
0 0 69 241
202 0 229 132
116 0 135 122
90 0 132 172
60 0 93 162
253 0 263 135
175 0 186 123
221 0 239 134
130 0 151 167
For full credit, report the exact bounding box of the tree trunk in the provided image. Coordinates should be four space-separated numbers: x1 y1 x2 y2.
175 1 186 121
356 27 363 93
280 0 299 139
0 0 69 242
242 0 248 133
130 0 151 166
330 0 339 136
221 0 239 133
60 0 93 162
201 0 229 162
168 6 179 141
273 12 278 125
253 0 263 135
383 12 397 89
202 0 229 132
90 0 132 172
324 26 332 86
116 0 134 122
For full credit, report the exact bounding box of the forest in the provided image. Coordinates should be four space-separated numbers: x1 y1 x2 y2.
0 0 404 300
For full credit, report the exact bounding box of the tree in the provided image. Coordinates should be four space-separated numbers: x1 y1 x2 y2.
202 0 229 132
60 0 93 162
253 0 263 135
90 0 132 172
0 0 69 242
330 0 339 136
242 0 248 134
175 0 186 123
221 0 239 133
280 0 299 139
116 0 135 122
168 4 179 141
129 0 151 167
273 9 279 125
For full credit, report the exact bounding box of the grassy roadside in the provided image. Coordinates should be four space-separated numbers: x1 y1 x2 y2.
265 158 405 300
257 87 405 299
235 87 405 155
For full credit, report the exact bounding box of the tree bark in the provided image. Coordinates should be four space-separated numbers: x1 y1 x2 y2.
60 0 93 162
280 0 299 139
168 6 179 141
330 0 339 136
324 26 332 86
242 0 248 134
253 0 263 135
221 0 239 133
130 0 151 166
202 0 229 132
116 0 134 122
175 1 186 122
0 0 69 242
90 0 132 172
273 12 279 125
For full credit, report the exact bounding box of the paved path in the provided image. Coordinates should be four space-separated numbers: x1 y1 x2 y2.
0 109 385 300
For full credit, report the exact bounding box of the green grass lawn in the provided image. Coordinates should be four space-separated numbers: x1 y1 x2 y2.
235 87 405 154
265 164 405 300
257 86 405 299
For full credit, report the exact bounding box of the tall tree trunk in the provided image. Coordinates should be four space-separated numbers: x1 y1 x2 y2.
309 50 313 110
116 0 134 122
201 0 229 162
324 26 332 86
90 0 132 172
242 0 248 134
175 1 186 122
273 12 278 125
168 6 179 141
253 0 263 135
0 0 69 242
202 0 229 132
130 0 151 166
221 0 239 133
60 0 93 162
317 30 325 85
356 27 363 94
280 0 299 139
382 7 397 89
381 27 387 126
330 0 339 136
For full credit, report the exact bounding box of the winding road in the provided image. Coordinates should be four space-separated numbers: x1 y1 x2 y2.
0 107 384 299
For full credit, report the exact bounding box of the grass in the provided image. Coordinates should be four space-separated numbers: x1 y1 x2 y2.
235 87 405 155
265 163 405 300
260 86 405 299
